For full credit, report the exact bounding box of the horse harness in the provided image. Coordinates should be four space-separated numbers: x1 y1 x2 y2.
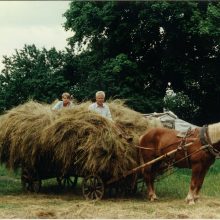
199 125 220 158
170 127 193 168
153 128 194 170
161 125 220 171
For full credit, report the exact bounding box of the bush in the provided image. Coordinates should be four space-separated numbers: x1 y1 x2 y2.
164 88 199 122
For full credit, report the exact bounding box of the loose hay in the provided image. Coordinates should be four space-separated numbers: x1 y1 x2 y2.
0 100 162 179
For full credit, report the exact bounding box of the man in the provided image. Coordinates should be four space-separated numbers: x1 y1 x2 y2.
88 91 112 120
89 91 133 142
52 92 75 110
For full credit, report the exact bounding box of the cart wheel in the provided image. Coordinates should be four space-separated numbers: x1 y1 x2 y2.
21 167 41 193
21 177 41 193
82 175 104 200
57 176 78 188
21 178 32 192
31 180 42 193
21 168 32 192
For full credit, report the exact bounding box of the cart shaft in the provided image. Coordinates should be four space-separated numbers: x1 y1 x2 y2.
107 142 192 185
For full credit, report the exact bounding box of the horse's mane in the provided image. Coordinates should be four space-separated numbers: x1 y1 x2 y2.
208 122 220 144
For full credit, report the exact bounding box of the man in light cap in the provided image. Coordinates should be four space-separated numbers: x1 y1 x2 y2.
89 91 132 142
88 91 112 120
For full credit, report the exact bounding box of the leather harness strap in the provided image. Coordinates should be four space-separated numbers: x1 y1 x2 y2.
200 125 209 145
177 127 192 168
163 128 192 169
199 125 220 157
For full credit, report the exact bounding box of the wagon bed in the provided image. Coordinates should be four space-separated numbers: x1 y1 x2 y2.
21 140 194 200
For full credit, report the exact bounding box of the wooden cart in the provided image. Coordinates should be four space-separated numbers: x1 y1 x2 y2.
21 141 193 199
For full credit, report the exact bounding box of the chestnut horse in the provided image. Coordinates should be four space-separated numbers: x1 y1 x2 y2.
139 123 220 204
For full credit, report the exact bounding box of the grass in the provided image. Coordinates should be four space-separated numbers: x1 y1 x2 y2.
0 160 220 218
156 160 220 198
0 160 220 197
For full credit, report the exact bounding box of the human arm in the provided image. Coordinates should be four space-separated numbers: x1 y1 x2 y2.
52 101 62 110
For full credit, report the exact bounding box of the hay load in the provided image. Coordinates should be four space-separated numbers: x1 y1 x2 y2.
0 100 162 179
0 101 58 170
108 99 162 143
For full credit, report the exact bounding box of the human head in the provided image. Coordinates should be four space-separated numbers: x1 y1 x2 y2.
62 92 71 105
95 91 105 106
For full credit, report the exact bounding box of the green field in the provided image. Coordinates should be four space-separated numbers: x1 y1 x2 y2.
0 159 220 198
0 160 220 218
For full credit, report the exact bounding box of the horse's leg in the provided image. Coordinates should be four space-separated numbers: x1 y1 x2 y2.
186 163 209 204
194 164 211 201
186 180 196 204
150 172 158 201
185 163 200 205
144 166 157 201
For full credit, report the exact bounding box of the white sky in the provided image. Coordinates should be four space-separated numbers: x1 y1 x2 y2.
0 1 72 71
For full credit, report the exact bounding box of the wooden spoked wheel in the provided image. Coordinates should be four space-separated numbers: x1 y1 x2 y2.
21 178 42 193
82 175 104 200
31 180 42 193
21 177 32 192
57 176 78 188
21 168 41 193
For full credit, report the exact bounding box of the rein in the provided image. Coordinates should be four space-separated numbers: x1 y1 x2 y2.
136 140 190 152
135 145 154 151
161 128 197 151
155 144 211 182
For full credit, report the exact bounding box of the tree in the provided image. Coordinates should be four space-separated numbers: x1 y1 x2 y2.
0 44 70 111
64 1 220 124
164 83 199 121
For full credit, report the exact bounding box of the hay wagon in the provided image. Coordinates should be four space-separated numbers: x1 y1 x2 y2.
0 100 167 199
20 139 192 200
20 162 137 199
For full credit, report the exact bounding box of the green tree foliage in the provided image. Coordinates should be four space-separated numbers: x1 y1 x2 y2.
1 2 220 124
164 84 200 121
0 45 70 111
64 1 220 124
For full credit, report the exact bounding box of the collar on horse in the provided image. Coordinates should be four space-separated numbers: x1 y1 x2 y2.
200 125 220 158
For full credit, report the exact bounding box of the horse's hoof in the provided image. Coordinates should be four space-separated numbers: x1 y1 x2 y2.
194 196 199 202
149 195 158 202
186 199 195 205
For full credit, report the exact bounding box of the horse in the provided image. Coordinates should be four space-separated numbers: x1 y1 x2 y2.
139 123 220 204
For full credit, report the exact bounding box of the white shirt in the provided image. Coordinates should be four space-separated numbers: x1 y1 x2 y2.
88 103 112 120
52 101 75 110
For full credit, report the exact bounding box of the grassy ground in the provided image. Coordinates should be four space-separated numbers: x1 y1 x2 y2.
0 160 220 218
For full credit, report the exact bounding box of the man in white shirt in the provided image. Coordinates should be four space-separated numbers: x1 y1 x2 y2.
89 91 132 142
88 91 112 120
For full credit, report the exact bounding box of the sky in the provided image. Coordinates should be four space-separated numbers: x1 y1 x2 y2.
0 1 72 71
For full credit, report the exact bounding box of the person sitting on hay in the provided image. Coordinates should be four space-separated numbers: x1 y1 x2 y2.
88 91 112 120
89 91 132 142
52 92 75 110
